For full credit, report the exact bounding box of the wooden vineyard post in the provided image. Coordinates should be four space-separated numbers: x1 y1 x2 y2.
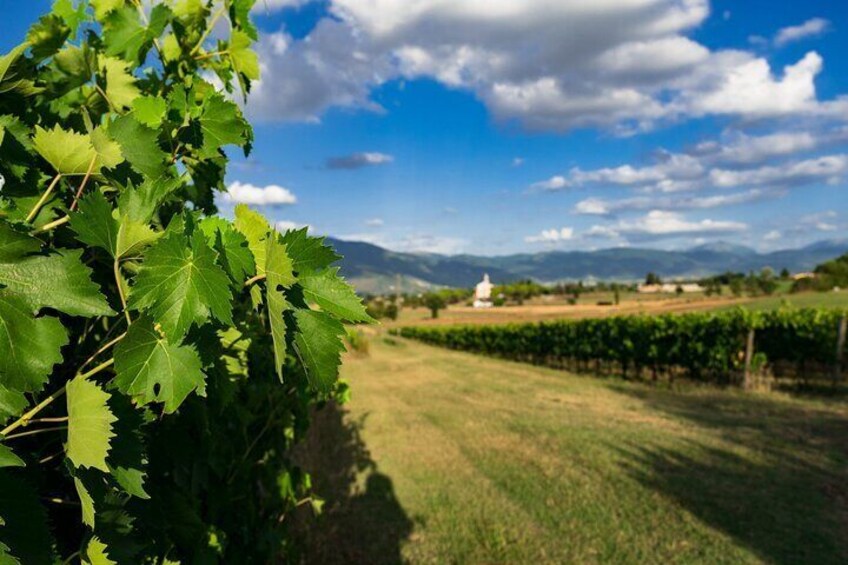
835 316 847 385
743 328 756 390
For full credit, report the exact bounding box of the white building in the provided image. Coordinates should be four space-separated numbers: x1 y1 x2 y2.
638 283 704 294
474 274 494 308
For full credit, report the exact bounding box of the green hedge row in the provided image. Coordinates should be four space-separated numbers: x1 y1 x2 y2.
395 309 847 385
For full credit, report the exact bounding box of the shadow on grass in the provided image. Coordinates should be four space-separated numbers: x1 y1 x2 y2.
615 387 848 564
293 402 413 565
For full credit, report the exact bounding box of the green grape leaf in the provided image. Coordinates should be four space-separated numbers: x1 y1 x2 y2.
53 0 87 33
233 203 269 274
0 445 24 468
52 44 91 86
70 192 119 256
73 476 96 527
27 14 70 61
229 29 259 82
129 230 233 342
113 316 206 413
66 375 117 472
280 227 341 273
0 292 68 394
132 96 167 128
161 33 181 62
266 237 295 381
0 44 29 85
90 127 125 171
100 56 140 110
0 116 32 152
220 327 250 378
0 471 55 564
103 5 171 64
110 114 168 179
199 217 255 284
198 94 248 156
33 125 121 175
0 53 41 97
293 310 346 393
116 218 160 259
299 267 373 322
32 124 97 175
106 392 149 499
0 221 41 262
85 536 117 565
118 176 182 223
229 0 259 40
0 248 115 317
0 385 27 425
90 0 122 22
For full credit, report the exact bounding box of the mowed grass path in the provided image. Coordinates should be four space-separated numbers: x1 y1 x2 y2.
300 335 848 564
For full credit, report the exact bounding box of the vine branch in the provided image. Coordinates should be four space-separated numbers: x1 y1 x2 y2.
69 154 98 212
0 358 115 437
26 174 62 223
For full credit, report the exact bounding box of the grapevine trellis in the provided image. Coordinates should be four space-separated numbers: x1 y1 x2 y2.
396 309 848 389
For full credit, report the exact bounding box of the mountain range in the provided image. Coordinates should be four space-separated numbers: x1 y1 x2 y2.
326 238 848 294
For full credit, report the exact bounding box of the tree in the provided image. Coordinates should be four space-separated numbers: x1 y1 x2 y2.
793 253 848 292
0 3 371 561
424 293 447 319
757 268 778 296
780 267 791 279
645 272 662 285
729 277 744 297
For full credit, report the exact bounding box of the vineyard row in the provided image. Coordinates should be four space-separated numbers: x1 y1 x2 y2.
394 309 848 389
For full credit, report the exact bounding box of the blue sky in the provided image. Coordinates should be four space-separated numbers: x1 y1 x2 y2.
3 1 848 255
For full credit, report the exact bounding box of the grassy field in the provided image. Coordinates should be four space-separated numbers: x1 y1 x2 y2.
713 291 848 312
390 290 848 327
298 335 848 564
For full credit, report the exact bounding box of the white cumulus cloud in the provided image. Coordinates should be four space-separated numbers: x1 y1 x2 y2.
245 1 848 132
774 18 831 47
587 210 747 240
574 189 774 216
275 220 311 232
221 181 298 206
340 232 467 254
525 227 574 244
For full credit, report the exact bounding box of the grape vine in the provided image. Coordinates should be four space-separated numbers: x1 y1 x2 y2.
0 1 371 562
396 308 848 386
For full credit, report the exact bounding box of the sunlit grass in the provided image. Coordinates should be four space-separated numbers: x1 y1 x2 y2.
301 335 848 564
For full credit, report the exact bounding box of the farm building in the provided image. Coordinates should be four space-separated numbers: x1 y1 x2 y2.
637 283 705 294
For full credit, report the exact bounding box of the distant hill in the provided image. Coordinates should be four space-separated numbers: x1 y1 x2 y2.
326 237 848 294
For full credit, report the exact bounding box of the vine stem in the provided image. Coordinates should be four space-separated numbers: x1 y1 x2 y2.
191 5 227 56
244 273 267 287
27 417 68 424
69 154 98 212
131 0 164 59
4 425 67 441
114 260 133 324
194 50 227 60
95 84 118 113
38 451 63 464
37 215 70 232
61 550 81 565
26 174 62 223
0 358 114 437
80 332 126 370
